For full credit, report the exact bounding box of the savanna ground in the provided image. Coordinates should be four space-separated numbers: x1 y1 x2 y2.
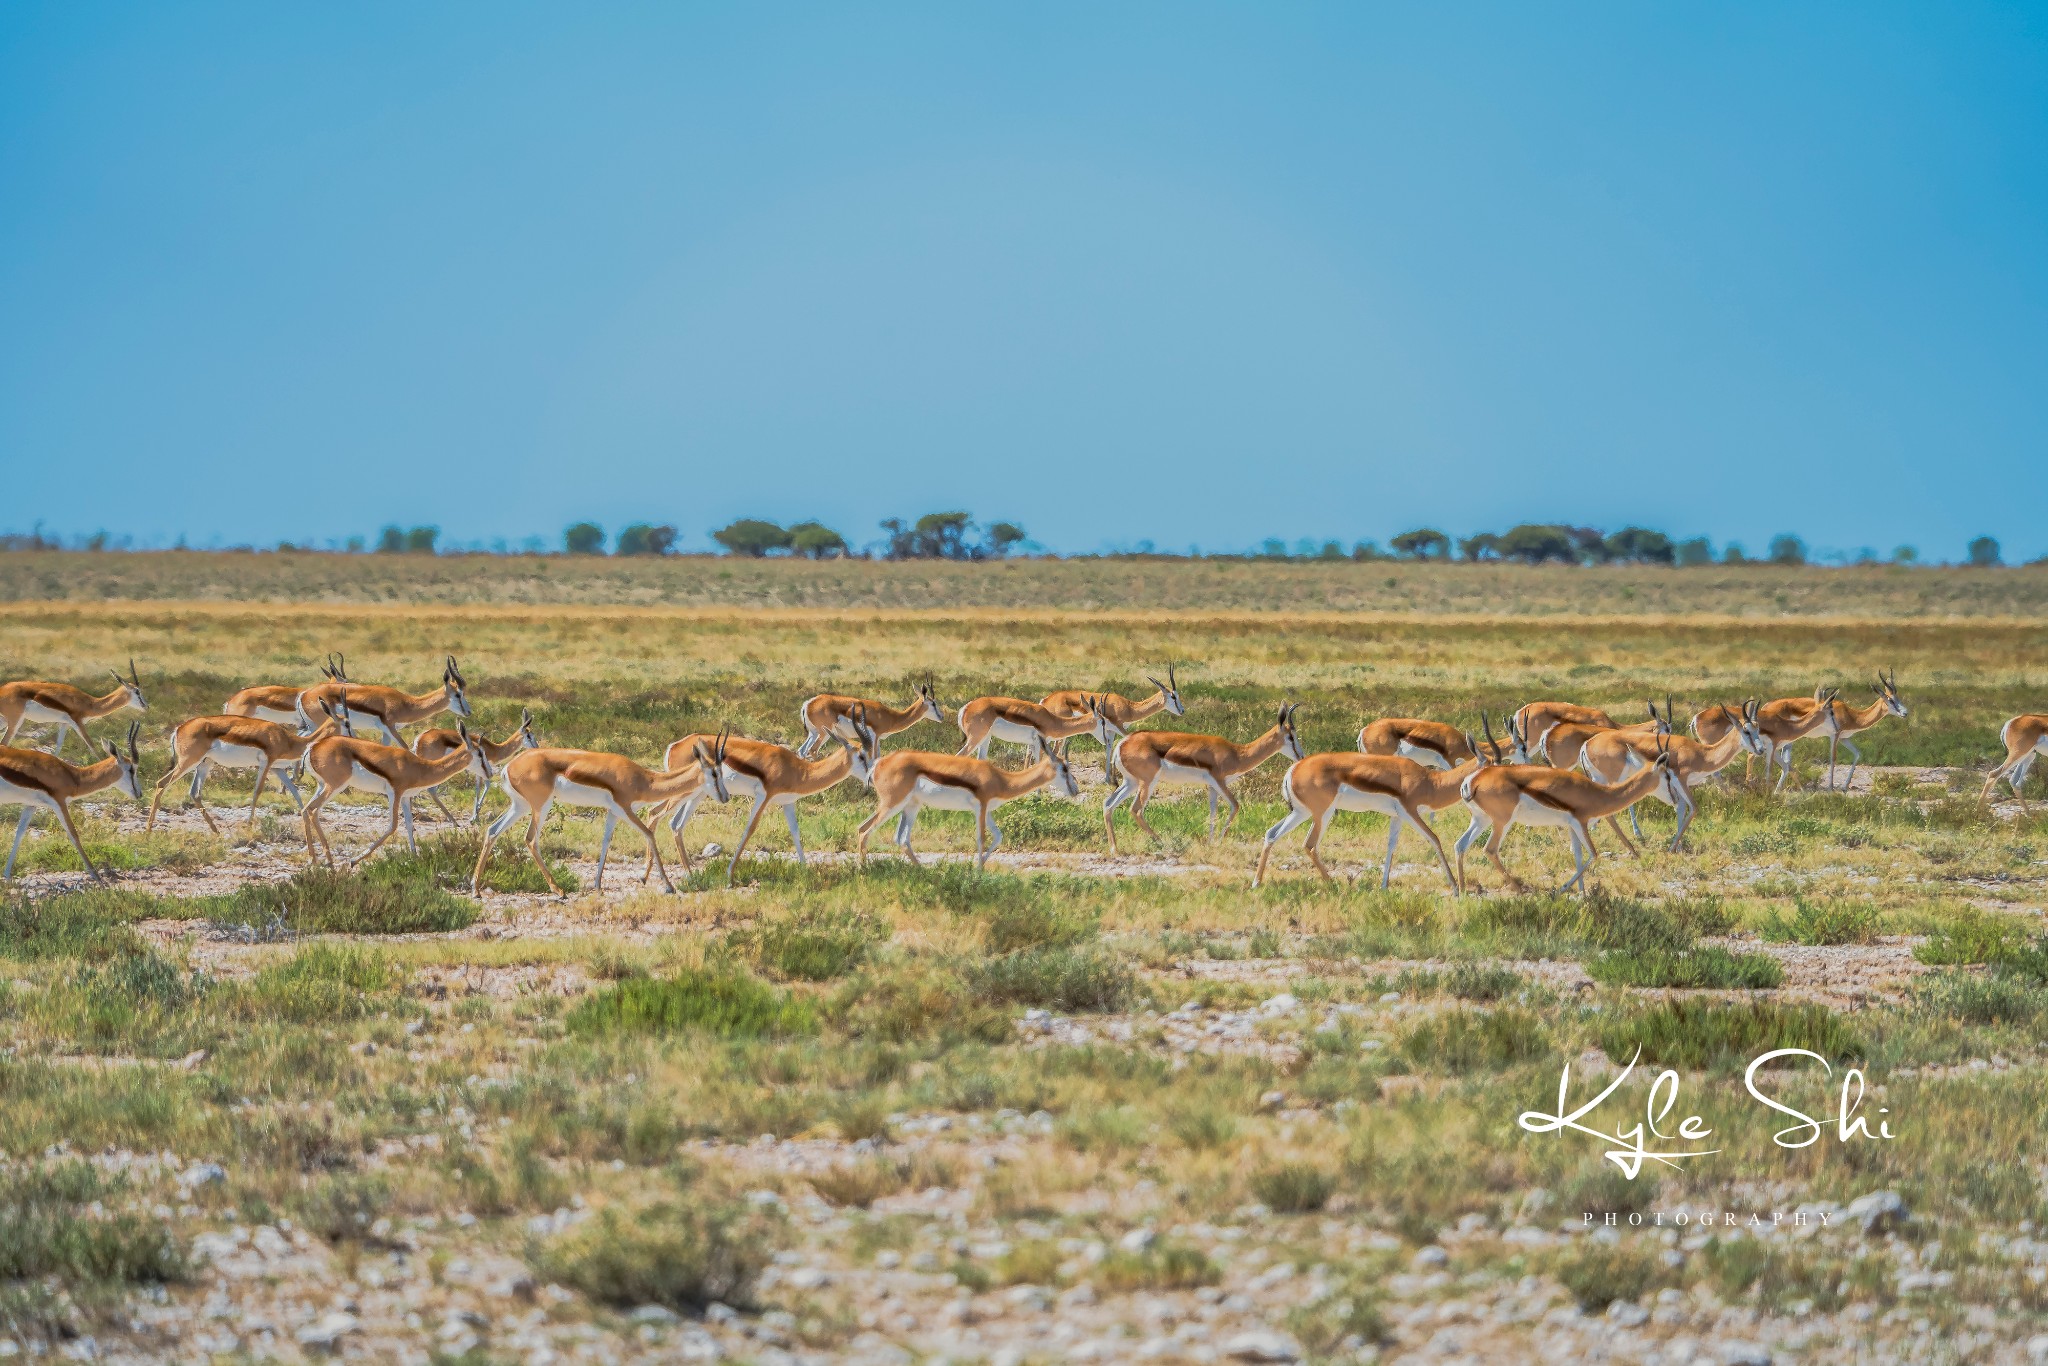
4 558 2048 1365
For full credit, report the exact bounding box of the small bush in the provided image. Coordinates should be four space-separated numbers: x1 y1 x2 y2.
567 970 816 1040
1914 912 2032 967
1462 892 1692 957
970 946 1133 1012
1550 1239 1673 1312
1094 1241 1220 1292
1168 1105 1239 1151
808 1158 909 1209
1760 897 1881 946
1252 1162 1337 1214
1910 970 2048 1025
0 891 161 961
0 1162 188 1290
738 907 885 981
1399 1007 1552 1073
200 866 476 936
1584 947 1784 990
1443 963 1525 1001
240 946 394 1023
530 1200 781 1311
976 891 1098 955
1595 1000 1861 1072
827 966 1011 1043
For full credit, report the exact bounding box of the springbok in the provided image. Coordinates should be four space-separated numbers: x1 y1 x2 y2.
298 654 474 745
297 724 489 869
1578 701 1766 851
955 693 1128 765
146 697 353 833
663 711 879 884
470 733 730 895
1513 701 1616 761
1809 671 1908 792
1983 714 2048 807
1 723 144 881
1105 703 1304 851
414 709 541 823
1454 739 1681 894
798 678 946 757
0 660 146 756
857 741 1084 868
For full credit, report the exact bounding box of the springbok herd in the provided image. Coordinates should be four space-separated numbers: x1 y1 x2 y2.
1 655 2044 899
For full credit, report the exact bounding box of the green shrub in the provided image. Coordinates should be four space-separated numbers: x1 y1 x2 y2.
378 832 579 896
827 966 1011 1043
530 1200 782 1311
567 970 816 1039
198 866 476 936
1550 1239 1673 1311
1584 947 1784 990
1595 1000 1862 1072
977 892 1098 955
1461 892 1692 957
1910 970 2048 1025
0 890 160 962
1443 963 1525 1001
1399 1007 1552 1073
1251 1161 1337 1213
0 1162 187 1290
1759 897 1881 946
970 946 1133 1012
240 946 394 1023
1914 912 2032 967
1094 1241 1220 1292
737 907 885 981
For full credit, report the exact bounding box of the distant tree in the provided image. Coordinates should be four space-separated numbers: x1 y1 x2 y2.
405 526 439 554
1724 543 1749 564
1350 540 1386 561
616 523 679 556
1259 538 1288 559
711 519 790 557
1566 527 1611 564
564 522 606 555
377 525 405 554
1892 545 1919 564
1498 524 1579 565
1604 527 1675 564
1390 528 1451 560
1768 533 1806 566
345 535 366 554
1968 535 2001 567
1317 540 1345 561
1674 536 1714 567
985 522 1027 558
1854 547 1878 564
788 521 849 559
916 512 975 559
1459 532 1501 562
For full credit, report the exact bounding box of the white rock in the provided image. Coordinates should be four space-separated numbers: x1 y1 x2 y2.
1119 1228 1158 1254
2026 1335 2048 1364
1223 1329 1302 1362
1846 1189 1908 1236
1605 1300 1648 1327
295 1312 358 1351
180 1161 226 1188
1261 993 1299 1014
1411 1246 1448 1269
1720 1344 1772 1366
630 1305 680 1324
785 1267 831 1291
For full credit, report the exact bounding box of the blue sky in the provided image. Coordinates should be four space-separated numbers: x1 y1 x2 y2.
3 4 2045 558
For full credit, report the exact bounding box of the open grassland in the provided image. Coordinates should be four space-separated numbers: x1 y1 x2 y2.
4 548 2048 617
4 577 2048 1363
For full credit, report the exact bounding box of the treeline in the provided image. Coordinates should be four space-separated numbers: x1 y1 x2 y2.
0 517 2018 566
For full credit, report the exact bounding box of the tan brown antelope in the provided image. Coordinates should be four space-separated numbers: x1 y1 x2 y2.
1454 738 1680 894
1 724 144 881
1983 714 2048 807
1358 712 1527 769
0 660 146 756
1256 719 1525 890
1104 703 1304 851
298 723 489 869
661 710 880 884
1513 700 1616 760
955 692 1128 764
798 677 946 757
1042 667 1184 778
223 653 349 727
1536 705 1669 773
1809 671 1908 792
857 740 1084 868
414 709 541 824
470 733 731 895
1693 688 1836 791
145 697 354 833
1578 701 1765 851
298 654 473 745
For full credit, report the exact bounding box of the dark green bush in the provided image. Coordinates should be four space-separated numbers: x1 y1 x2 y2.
568 970 816 1039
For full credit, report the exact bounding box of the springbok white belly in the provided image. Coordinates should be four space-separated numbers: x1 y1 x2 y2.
0 777 58 810
910 777 985 812
1512 794 1580 829
1332 785 1406 817
1152 760 1218 789
549 777 629 815
205 742 270 770
244 706 300 727
1395 741 1451 770
347 765 393 797
721 768 797 806
19 701 76 726
988 717 1044 744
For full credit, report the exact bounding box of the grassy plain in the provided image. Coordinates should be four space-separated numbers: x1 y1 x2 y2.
2 558 2047 1362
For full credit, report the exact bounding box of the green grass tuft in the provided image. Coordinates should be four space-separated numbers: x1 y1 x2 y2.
1596 999 1862 1072
1584 946 1784 990
568 969 817 1039
530 1200 782 1311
